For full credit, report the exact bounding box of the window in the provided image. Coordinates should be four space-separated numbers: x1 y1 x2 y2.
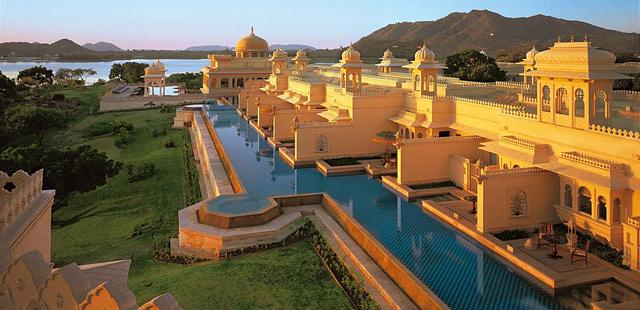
613 198 621 224
555 87 569 115
512 164 520 168
598 196 607 221
221 78 229 88
578 187 592 215
315 135 328 152
575 88 585 117
417 133 423 138
564 185 572 208
542 85 551 112
413 75 420 91
595 90 607 119
438 131 450 137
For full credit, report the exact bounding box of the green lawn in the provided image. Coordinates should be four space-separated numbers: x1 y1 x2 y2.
47 87 351 309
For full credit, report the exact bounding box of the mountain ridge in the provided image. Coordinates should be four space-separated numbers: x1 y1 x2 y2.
353 10 639 61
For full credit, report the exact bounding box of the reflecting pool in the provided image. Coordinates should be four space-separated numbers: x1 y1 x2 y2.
208 109 563 309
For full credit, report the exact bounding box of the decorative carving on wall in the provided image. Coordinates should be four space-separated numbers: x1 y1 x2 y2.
509 188 528 217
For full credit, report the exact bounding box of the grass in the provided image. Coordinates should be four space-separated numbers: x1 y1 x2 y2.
46 87 351 308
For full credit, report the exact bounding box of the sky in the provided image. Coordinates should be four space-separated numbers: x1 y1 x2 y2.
0 0 638 50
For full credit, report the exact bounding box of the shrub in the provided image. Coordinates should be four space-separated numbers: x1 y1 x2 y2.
127 163 156 182
152 128 167 137
409 180 457 190
114 130 134 149
159 104 175 113
111 120 134 133
52 93 65 101
164 139 176 148
324 156 382 166
493 229 531 241
87 121 114 136
182 132 201 206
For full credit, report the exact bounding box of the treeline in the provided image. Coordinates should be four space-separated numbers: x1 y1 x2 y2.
0 66 121 207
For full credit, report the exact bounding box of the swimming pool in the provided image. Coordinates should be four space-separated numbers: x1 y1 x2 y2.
208 109 563 309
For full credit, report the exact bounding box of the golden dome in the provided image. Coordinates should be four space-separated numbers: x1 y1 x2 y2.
235 28 269 52
272 48 288 58
341 44 361 62
414 43 435 62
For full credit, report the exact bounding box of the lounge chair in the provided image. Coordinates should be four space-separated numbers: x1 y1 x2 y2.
570 240 590 266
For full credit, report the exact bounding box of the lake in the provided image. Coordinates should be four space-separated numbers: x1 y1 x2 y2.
0 59 209 84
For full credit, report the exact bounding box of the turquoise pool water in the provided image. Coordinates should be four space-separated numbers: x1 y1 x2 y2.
208 109 563 309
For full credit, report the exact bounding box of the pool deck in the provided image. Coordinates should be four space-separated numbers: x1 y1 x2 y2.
421 198 640 296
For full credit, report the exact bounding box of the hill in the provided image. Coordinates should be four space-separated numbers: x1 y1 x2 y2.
0 38 93 57
185 45 232 51
269 44 316 51
83 42 123 52
354 10 640 61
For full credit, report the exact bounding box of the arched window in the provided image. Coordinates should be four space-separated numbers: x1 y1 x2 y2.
564 185 572 208
237 78 244 88
414 75 420 91
578 187 592 215
315 135 328 152
598 196 607 221
503 164 509 169
411 132 415 139
613 198 621 224
555 87 569 115
417 133 423 138
575 88 585 117
512 164 520 168
595 90 607 119
542 85 551 112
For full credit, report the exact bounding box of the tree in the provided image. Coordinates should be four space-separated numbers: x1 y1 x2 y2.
55 68 97 87
0 70 17 110
2 105 69 141
0 144 122 206
109 62 146 83
444 50 507 82
372 131 397 167
17 66 54 88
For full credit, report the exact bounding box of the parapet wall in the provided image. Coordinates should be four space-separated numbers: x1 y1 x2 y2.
0 169 54 263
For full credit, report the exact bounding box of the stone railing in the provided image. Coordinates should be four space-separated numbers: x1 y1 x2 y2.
288 75 325 86
560 151 624 171
295 121 352 129
500 135 538 149
397 135 483 145
628 217 640 228
480 166 545 177
449 96 515 110
0 170 44 232
333 87 404 97
521 95 537 104
495 81 527 89
613 90 640 96
501 108 537 119
589 124 640 140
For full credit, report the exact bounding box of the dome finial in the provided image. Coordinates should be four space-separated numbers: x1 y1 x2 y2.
250 26 254 35
584 34 589 42
557 35 561 43
570 35 575 42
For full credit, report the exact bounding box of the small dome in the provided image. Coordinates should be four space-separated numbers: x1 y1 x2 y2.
271 48 288 58
414 43 435 62
296 50 306 58
341 44 361 62
382 48 393 59
145 60 165 74
235 28 269 52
